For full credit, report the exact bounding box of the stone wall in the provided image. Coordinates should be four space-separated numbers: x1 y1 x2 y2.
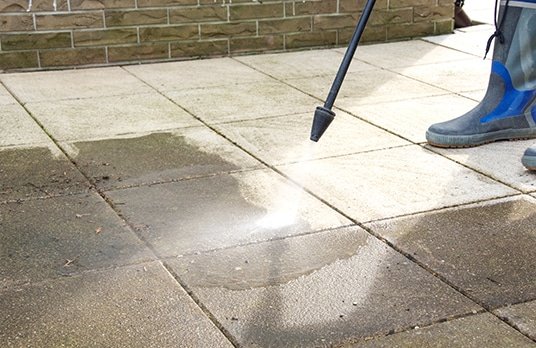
0 0 454 71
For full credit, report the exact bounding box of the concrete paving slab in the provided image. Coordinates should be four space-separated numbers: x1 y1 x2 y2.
125 57 271 92
422 25 495 58
25 93 201 142
0 146 90 202
0 83 18 105
106 169 351 257
365 196 536 309
346 313 535 347
0 67 153 103
213 112 409 166
429 140 536 193
0 103 52 147
346 94 478 143
392 59 491 94
463 2 494 25
285 69 446 109
0 262 233 348
345 40 477 69
166 227 480 347
65 129 261 190
0 193 154 288
460 89 487 101
165 81 319 124
235 48 376 80
495 301 536 341
279 145 516 222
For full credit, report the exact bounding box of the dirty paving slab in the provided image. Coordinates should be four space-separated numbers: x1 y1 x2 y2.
0 192 154 288
165 226 481 347
365 196 536 309
0 146 90 202
495 300 536 341
0 262 233 348
64 129 261 190
345 313 535 347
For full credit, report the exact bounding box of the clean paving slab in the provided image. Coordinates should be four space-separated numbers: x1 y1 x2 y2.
0 145 90 202
0 103 52 147
285 68 446 109
213 111 409 166
105 169 351 257
495 301 536 341
346 94 478 143
347 39 478 69
346 313 535 347
25 93 202 142
0 83 17 105
124 57 271 92
429 140 536 193
0 262 233 348
279 145 516 222
235 48 376 80
365 196 536 309
0 67 154 103
165 80 319 124
422 24 495 58
166 226 481 347
392 59 491 94
0 193 154 288
65 129 261 190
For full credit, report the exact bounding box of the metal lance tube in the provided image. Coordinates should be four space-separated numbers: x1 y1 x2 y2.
310 0 376 142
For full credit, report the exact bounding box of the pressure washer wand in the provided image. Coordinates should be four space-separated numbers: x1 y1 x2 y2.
310 0 376 142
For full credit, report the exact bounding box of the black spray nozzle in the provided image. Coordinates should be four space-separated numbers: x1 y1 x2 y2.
310 106 335 142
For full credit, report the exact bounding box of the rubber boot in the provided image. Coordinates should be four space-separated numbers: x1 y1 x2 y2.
426 1 536 148
522 144 536 170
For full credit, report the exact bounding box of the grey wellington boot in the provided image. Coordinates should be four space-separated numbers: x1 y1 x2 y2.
426 1 536 148
522 144 536 170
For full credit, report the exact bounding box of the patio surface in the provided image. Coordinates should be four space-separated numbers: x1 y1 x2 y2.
1 5 536 347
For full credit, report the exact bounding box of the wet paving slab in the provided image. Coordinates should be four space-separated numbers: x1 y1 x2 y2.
279 145 517 222
65 129 261 190
0 146 90 202
346 313 535 347
105 169 351 257
0 262 233 348
0 192 154 288
365 196 536 309
165 226 481 347
213 112 409 166
495 301 536 341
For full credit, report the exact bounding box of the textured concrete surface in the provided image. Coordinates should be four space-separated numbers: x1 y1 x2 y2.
495 301 536 341
366 196 536 309
66 129 261 190
106 169 351 257
347 313 534 347
167 227 480 347
1 13 536 347
0 262 233 348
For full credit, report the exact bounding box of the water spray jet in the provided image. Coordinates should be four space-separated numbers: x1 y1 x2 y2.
310 0 376 142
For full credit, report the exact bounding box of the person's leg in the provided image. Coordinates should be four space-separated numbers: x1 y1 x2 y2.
455 0 472 28
426 0 536 148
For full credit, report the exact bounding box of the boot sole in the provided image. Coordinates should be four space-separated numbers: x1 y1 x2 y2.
426 128 536 148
